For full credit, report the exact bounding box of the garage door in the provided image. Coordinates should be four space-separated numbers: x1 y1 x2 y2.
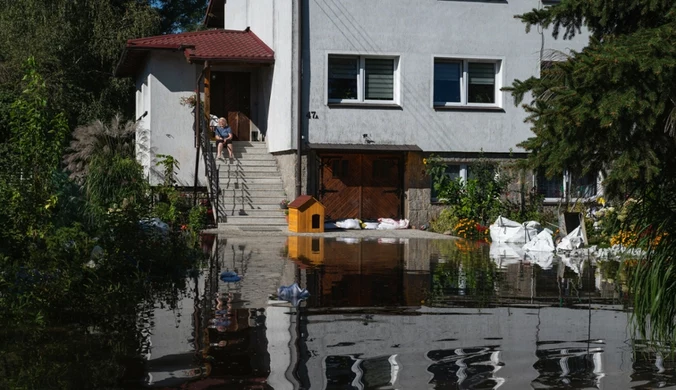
319 153 403 220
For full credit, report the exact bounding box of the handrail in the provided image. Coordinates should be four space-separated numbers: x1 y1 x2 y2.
200 120 220 223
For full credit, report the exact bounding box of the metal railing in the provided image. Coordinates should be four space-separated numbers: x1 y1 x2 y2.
200 119 220 223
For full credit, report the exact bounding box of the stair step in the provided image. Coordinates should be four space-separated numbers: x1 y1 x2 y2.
218 166 279 174
214 152 276 160
219 177 283 185
218 203 288 211
216 159 277 167
219 189 286 197
218 209 289 218
220 216 288 226
219 182 285 190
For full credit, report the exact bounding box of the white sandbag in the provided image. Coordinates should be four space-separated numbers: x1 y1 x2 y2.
489 215 539 243
522 228 555 252
489 242 525 268
524 251 555 270
556 226 586 251
376 218 409 230
362 222 379 230
335 218 361 229
377 222 398 230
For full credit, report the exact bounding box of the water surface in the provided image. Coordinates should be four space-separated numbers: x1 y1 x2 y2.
144 236 674 389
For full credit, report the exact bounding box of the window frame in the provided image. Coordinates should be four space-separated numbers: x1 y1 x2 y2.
432 56 503 108
430 163 470 204
326 53 401 106
534 171 602 204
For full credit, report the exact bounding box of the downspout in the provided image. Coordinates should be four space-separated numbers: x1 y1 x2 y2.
295 0 303 198
193 62 209 206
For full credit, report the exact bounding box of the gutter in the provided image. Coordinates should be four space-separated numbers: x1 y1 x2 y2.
295 0 303 198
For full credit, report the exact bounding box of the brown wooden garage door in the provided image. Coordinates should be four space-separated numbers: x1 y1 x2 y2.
318 153 403 220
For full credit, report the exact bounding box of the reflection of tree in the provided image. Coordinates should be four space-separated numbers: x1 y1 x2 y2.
431 240 496 305
0 232 203 389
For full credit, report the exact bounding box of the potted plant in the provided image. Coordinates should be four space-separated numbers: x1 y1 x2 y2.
280 199 289 209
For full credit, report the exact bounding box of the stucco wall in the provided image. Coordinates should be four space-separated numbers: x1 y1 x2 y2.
145 52 205 186
225 0 295 153
303 0 588 153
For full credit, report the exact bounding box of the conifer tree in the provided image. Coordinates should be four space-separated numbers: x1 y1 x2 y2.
508 0 676 345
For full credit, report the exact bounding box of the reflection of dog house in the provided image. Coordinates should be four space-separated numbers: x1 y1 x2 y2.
288 195 325 233
288 236 324 265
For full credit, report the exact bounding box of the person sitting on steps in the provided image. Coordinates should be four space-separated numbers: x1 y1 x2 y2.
215 117 234 161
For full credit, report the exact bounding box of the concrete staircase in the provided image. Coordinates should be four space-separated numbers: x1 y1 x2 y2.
215 141 288 229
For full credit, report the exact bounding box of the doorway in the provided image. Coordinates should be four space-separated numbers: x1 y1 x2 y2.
211 71 251 141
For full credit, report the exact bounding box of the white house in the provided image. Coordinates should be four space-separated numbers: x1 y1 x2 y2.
116 0 589 227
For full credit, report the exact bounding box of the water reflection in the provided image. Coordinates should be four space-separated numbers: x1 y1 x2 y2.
145 235 675 389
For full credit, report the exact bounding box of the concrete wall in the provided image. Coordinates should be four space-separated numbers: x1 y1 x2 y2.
144 52 205 186
225 0 296 154
302 0 587 153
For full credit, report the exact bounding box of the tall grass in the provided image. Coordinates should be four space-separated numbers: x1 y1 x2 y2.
627 179 676 350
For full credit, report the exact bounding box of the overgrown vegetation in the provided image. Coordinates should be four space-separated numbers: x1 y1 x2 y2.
426 155 551 238
506 0 676 348
0 60 206 388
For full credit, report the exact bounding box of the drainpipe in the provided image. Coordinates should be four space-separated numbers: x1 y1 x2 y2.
295 0 303 199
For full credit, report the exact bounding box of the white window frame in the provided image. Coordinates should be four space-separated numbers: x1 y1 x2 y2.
326 53 401 105
432 56 503 108
431 163 470 203
534 171 603 204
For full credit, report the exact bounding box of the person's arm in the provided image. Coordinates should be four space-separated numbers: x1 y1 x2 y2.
226 128 233 140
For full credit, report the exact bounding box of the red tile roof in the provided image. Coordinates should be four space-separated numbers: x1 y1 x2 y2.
115 28 274 77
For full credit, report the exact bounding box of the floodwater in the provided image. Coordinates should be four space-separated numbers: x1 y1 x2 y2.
145 235 676 390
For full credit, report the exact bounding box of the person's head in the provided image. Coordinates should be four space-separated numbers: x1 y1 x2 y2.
218 117 227 127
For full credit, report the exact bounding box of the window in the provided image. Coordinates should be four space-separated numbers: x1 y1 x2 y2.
535 171 599 200
434 58 501 107
328 55 399 104
431 164 465 203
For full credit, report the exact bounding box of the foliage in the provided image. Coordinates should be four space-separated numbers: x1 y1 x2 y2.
0 58 69 251
0 62 206 388
502 185 546 224
427 154 512 230
430 240 496 305
507 0 676 347
0 0 161 125
63 115 138 184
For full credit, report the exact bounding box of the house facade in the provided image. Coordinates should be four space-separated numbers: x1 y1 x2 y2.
117 0 590 227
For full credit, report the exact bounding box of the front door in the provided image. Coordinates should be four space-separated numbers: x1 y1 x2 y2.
211 72 250 141
319 153 403 220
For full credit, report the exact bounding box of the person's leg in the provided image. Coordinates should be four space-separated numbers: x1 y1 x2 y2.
227 141 234 158
217 141 224 159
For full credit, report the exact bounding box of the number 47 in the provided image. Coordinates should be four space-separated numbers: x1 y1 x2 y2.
306 111 318 119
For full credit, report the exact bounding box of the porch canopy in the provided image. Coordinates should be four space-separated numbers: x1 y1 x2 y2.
115 28 274 77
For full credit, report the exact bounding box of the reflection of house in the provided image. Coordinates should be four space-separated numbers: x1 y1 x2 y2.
288 237 429 307
116 0 588 227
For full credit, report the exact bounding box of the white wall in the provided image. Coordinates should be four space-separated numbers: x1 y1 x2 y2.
145 52 206 186
225 0 295 153
303 0 589 153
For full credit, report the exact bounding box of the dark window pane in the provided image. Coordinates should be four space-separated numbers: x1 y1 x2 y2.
537 174 563 198
328 56 358 100
331 159 349 178
468 62 495 103
434 61 461 103
365 58 394 100
431 164 460 202
574 173 597 198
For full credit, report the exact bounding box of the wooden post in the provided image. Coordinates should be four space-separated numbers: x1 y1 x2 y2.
204 66 211 134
